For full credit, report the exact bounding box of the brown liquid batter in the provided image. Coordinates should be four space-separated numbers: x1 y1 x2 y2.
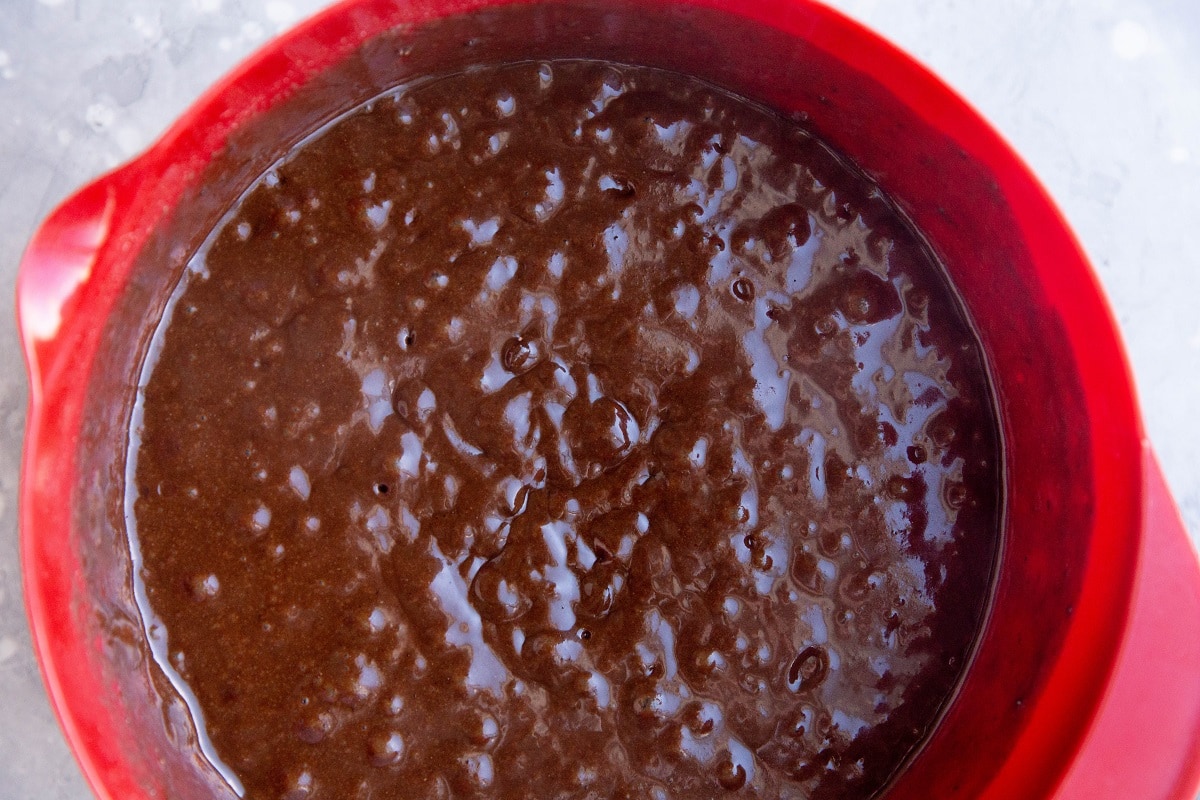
129 61 1000 799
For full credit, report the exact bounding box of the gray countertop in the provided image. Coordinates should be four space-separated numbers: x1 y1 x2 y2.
1 1 1196 797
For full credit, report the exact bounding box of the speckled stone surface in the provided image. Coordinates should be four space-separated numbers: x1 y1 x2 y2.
0 1 1196 797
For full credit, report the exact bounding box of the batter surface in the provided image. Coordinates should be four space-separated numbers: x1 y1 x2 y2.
129 61 1000 799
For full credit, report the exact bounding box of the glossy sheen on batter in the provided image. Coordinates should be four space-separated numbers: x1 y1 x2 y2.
130 62 1000 800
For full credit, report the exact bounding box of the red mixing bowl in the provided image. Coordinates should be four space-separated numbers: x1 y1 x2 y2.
16 1 1200 798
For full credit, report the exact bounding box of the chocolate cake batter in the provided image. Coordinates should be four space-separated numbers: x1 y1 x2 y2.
129 61 1001 799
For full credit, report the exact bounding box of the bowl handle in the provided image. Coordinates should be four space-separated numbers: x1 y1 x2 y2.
1055 443 1200 799
16 167 131 400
